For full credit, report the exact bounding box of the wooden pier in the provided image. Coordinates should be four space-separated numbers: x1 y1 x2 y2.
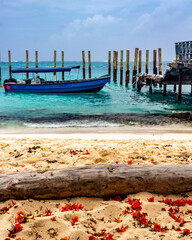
136 41 192 101
2 43 192 101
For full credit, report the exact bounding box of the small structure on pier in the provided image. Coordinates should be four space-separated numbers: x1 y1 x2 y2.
137 41 192 101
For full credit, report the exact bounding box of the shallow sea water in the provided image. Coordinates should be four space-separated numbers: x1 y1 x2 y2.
0 61 192 128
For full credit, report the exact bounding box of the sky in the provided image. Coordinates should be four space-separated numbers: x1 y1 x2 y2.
0 0 192 62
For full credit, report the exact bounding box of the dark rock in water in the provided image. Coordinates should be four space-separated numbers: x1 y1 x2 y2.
170 112 191 120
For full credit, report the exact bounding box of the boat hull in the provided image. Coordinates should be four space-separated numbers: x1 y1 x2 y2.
4 76 110 93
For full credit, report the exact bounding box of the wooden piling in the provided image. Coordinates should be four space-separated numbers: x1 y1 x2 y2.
146 50 149 74
0 52 1 81
82 51 85 79
54 50 57 76
115 51 118 82
113 51 115 80
26 50 29 79
108 51 111 76
148 50 152 93
178 66 183 101
113 51 118 82
88 51 91 78
125 50 130 86
120 50 123 85
132 48 139 87
35 51 38 68
61 51 64 80
153 50 157 74
174 84 176 92
158 48 162 75
138 50 142 73
8 50 12 79
163 84 167 96
149 80 153 93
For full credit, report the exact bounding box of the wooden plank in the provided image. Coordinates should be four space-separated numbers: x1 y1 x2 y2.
54 50 57 76
26 50 29 79
153 50 157 74
120 50 123 84
138 50 142 73
113 51 115 81
114 51 118 82
61 51 64 80
132 48 139 87
82 51 85 79
108 51 111 76
8 50 12 79
88 51 91 78
1 164 192 201
125 50 130 86
35 51 38 68
146 50 149 74
158 48 162 75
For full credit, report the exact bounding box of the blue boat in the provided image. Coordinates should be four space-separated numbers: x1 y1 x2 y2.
4 66 110 93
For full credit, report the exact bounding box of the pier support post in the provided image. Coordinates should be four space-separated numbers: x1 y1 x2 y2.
178 65 183 101
113 51 118 82
0 52 1 81
153 50 157 74
113 51 115 81
163 84 167 96
88 51 91 78
174 84 176 92
108 51 111 76
54 50 57 76
113 51 116 81
61 51 64 80
158 48 162 75
8 50 12 79
82 51 85 79
120 50 123 85
125 50 130 86
158 48 163 87
35 51 38 68
149 80 152 93
146 50 149 74
132 48 139 88
114 51 118 82
138 50 142 73
26 50 29 79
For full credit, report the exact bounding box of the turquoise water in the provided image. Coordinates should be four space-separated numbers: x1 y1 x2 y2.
0 61 192 128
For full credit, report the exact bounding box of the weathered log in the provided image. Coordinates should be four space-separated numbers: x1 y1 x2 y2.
0 164 192 201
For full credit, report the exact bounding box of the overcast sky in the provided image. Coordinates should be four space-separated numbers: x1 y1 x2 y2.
0 0 192 62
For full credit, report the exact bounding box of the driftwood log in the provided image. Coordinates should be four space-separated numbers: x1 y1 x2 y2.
0 164 192 201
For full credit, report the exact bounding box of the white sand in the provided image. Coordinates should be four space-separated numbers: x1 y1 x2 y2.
0 126 192 239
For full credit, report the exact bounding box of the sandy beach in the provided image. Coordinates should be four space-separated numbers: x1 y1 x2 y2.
0 126 192 239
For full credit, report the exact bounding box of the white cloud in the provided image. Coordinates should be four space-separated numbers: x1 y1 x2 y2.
135 0 191 32
51 14 118 42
